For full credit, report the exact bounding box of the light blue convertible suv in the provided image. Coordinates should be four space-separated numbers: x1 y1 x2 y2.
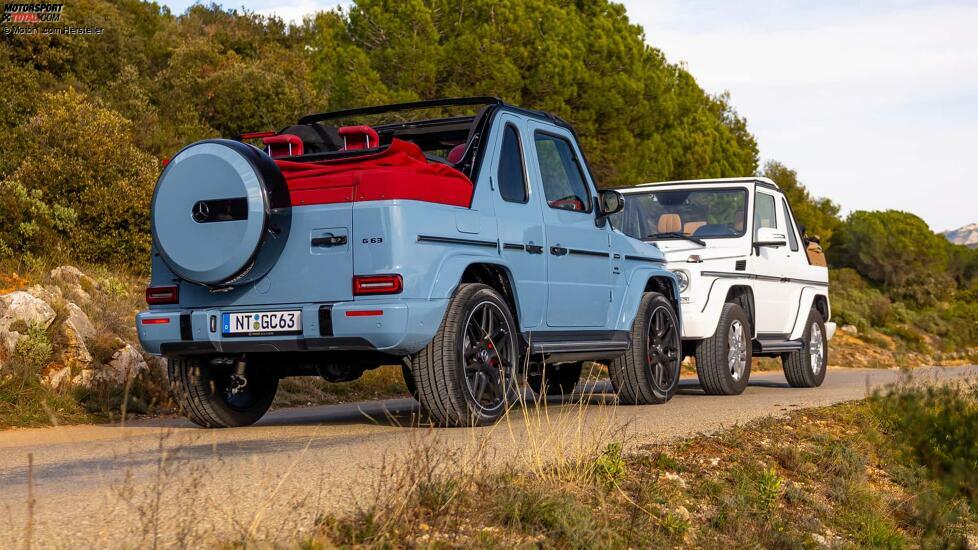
137 98 682 427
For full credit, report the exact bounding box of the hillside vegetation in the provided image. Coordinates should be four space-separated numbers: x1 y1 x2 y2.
762 162 978 361
0 0 757 269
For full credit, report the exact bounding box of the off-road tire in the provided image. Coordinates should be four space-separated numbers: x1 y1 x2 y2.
609 292 682 405
782 308 828 388
528 362 583 397
695 303 752 395
167 356 278 428
408 283 520 426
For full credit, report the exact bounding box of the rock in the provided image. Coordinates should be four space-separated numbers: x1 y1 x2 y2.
840 325 858 335
0 291 57 355
26 284 62 304
663 472 687 488
43 365 73 390
64 303 96 341
74 344 148 387
58 319 93 372
673 505 691 521
811 533 830 547
50 266 95 304
108 344 148 380
50 266 96 288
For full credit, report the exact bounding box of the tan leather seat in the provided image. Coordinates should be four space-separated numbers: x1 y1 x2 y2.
657 213 682 233
806 241 827 267
683 221 706 235
733 210 745 232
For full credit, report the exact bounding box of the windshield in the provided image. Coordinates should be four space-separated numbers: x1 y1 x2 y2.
611 187 748 241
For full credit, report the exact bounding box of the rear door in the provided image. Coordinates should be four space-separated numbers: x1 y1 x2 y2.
749 188 793 334
526 121 611 328
779 196 825 321
489 114 547 329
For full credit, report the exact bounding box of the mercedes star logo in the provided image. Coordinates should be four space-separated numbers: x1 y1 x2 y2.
191 200 210 223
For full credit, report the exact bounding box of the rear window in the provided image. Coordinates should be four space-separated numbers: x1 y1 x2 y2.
497 124 528 203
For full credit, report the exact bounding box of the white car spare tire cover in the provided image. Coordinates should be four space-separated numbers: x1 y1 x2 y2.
151 139 292 287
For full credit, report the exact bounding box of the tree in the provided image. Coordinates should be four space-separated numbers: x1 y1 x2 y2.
830 210 952 305
306 0 759 186
3 89 158 268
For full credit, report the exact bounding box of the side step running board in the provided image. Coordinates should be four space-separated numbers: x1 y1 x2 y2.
530 340 630 354
753 339 804 354
524 330 631 355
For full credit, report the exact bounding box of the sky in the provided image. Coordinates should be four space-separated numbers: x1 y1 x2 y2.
160 0 977 231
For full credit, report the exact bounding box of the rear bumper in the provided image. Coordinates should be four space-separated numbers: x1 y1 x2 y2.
825 321 837 341
136 298 448 357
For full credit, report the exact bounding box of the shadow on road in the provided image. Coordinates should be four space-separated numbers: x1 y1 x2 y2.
115 373 793 431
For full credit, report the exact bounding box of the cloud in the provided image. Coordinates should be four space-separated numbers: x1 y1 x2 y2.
621 0 978 230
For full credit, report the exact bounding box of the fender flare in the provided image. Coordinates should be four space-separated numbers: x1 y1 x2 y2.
697 277 756 340
614 267 680 332
428 251 516 302
788 287 828 340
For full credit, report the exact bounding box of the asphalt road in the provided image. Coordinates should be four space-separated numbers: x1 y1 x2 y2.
0 365 974 548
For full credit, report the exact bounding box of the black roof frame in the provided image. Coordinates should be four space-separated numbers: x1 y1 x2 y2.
298 96 503 125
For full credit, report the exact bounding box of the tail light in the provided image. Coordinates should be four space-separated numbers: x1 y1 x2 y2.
353 274 403 296
145 285 179 305
141 317 171 325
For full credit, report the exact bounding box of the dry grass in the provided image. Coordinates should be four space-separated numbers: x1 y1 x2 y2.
302 390 978 549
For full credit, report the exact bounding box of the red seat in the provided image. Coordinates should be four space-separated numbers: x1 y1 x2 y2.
262 134 303 158
338 125 379 150
447 144 466 165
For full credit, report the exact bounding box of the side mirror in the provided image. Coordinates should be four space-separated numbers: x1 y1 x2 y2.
598 189 625 216
755 227 787 248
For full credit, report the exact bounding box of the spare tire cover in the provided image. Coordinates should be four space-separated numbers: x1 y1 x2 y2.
151 139 291 287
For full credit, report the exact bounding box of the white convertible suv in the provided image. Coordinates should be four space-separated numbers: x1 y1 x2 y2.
612 177 836 395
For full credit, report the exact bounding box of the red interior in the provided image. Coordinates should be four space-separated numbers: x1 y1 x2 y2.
338 125 380 150
263 134 304 158
275 138 474 208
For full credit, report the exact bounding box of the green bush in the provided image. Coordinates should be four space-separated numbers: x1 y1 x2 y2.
0 180 76 260
592 442 627 488
2 89 158 269
870 383 978 508
13 323 53 369
831 210 948 291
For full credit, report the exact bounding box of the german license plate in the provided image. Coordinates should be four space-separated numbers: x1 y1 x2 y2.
222 310 302 337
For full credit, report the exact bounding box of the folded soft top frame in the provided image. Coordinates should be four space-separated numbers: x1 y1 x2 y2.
298 96 503 125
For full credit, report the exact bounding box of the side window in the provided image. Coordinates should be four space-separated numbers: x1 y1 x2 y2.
753 192 777 239
533 132 592 213
497 124 528 203
781 198 799 251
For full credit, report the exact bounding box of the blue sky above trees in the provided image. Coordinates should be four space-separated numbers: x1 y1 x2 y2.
159 0 977 231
